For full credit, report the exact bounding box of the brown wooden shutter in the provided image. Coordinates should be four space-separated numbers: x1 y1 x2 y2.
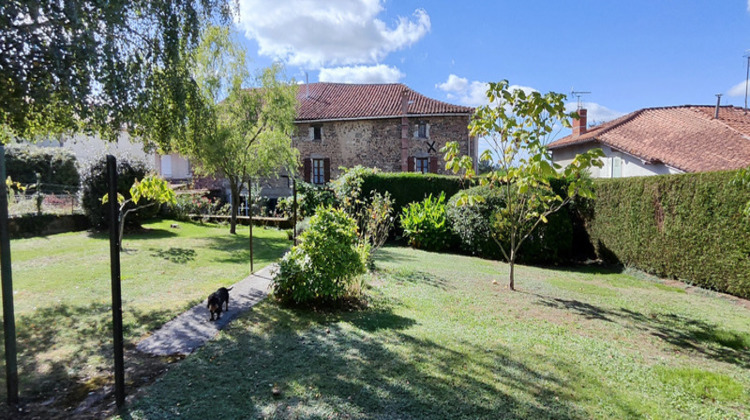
407 156 415 172
429 156 438 173
303 158 312 182
323 158 331 182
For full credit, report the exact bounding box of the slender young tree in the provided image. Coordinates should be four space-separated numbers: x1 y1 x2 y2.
177 26 298 234
443 80 604 290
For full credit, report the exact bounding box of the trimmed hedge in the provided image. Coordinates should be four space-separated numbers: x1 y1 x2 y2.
581 171 750 299
360 172 472 217
5 144 80 192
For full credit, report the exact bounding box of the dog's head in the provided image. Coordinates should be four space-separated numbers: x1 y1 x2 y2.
207 295 220 312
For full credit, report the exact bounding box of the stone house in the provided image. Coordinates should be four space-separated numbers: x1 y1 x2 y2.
549 105 750 177
292 83 476 186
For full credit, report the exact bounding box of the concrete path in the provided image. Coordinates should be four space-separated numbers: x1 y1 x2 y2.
136 264 277 356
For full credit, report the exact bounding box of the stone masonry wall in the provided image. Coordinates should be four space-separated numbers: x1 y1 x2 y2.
293 115 473 180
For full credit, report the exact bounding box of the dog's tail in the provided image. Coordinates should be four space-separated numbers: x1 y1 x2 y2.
226 287 233 292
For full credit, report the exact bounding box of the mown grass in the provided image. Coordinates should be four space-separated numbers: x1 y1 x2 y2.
0 219 290 412
122 246 750 419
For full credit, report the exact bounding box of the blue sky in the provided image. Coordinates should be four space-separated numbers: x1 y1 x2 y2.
234 1 750 130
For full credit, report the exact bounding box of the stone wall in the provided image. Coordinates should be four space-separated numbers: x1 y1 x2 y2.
293 115 473 180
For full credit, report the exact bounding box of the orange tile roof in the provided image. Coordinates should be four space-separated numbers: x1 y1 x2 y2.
295 83 473 121
548 105 750 172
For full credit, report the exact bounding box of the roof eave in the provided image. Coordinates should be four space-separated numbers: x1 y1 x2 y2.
295 112 473 124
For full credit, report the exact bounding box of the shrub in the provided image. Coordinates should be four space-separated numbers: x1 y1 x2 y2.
447 184 573 264
277 181 338 220
5 144 80 192
272 207 368 304
581 170 750 299
81 156 157 229
166 192 229 222
400 192 455 251
334 167 395 257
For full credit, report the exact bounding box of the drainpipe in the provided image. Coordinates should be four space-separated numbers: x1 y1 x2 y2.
401 89 409 172
714 94 722 119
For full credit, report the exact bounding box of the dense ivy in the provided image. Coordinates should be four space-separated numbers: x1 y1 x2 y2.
581 171 750 298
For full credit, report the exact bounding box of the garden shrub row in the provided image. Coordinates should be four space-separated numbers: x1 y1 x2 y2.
580 170 750 299
447 183 574 265
359 172 472 217
5 144 80 192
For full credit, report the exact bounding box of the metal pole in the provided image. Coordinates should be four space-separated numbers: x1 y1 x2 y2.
106 155 125 408
292 178 297 245
0 145 18 406
745 55 749 111
249 181 254 274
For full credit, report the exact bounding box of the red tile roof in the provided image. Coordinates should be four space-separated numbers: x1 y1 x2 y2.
548 105 750 173
295 83 473 121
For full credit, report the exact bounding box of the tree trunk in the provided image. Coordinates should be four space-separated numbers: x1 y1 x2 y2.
229 179 239 235
509 249 516 291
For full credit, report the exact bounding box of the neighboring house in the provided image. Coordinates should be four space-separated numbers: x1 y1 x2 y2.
549 106 750 177
38 132 154 170
158 82 476 200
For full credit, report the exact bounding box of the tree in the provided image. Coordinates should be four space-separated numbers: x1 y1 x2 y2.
443 80 604 290
176 26 298 234
102 175 176 246
0 0 233 144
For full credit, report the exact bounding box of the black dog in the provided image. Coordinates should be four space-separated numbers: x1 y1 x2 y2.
207 287 233 321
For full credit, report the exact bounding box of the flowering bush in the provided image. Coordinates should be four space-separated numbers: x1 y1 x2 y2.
171 193 228 221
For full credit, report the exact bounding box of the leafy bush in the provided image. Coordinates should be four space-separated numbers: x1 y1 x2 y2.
447 184 573 264
277 181 338 220
581 170 750 299
272 207 368 304
5 144 80 192
400 192 455 251
81 156 157 229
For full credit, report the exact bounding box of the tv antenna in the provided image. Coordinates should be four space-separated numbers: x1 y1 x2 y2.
744 50 750 111
570 88 591 110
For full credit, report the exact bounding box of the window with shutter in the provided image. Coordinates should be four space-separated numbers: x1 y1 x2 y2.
312 158 325 185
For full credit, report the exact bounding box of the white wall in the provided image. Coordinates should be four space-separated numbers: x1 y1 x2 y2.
40 132 154 170
551 142 683 178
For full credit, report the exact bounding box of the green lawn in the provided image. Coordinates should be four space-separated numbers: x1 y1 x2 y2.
122 246 750 419
0 219 290 412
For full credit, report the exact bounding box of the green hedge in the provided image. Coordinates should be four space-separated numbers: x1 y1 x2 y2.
360 172 472 217
581 171 750 298
6 144 80 192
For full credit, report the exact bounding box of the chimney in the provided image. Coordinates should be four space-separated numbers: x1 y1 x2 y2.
714 93 722 119
572 108 587 137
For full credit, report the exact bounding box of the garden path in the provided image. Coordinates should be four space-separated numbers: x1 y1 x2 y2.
136 264 277 356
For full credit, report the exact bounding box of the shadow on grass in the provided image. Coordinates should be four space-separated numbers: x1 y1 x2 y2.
537 297 750 368
119 303 608 419
374 246 418 264
149 247 197 264
202 234 290 264
383 267 452 290
0 302 176 416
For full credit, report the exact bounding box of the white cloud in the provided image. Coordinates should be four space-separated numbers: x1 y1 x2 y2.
237 0 430 68
319 65 405 83
436 74 539 107
747 0 750 11
728 80 748 97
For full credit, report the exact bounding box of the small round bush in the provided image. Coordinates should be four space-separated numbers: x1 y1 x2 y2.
272 207 368 304
446 184 573 264
81 156 158 230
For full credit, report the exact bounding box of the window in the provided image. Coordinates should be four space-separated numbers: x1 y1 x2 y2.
313 158 326 184
312 125 322 140
415 157 429 174
417 122 428 138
